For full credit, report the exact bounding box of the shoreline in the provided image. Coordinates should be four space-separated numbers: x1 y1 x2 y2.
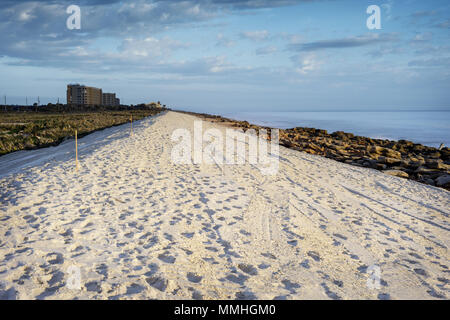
175 110 450 191
216 110 449 148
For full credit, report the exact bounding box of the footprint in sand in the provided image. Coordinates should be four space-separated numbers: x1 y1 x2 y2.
181 232 195 239
85 281 102 293
307 251 321 262
282 279 301 293
126 283 145 295
413 268 428 277
146 276 168 292
46 252 64 265
192 290 203 300
238 263 258 276
187 272 203 283
235 291 257 300
225 273 248 284
258 263 270 269
95 263 108 280
0 287 17 300
158 253 176 264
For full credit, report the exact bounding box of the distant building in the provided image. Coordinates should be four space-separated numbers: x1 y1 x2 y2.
67 84 102 106
102 92 119 106
67 84 121 106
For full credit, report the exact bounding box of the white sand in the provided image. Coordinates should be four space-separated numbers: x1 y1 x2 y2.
0 111 448 300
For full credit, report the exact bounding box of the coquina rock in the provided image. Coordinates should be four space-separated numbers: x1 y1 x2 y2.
383 170 409 178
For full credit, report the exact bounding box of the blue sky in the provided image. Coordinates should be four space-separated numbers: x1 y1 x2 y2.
0 0 449 112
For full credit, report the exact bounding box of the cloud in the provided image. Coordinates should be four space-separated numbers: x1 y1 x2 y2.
255 45 277 55
118 37 190 58
366 46 404 58
0 0 123 10
0 1 216 61
411 32 432 43
408 9 450 30
287 33 399 52
0 0 320 10
216 33 235 47
4 37 248 79
240 30 270 41
0 0 324 68
435 19 450 29
411 10 437 18
210 0 316 10
408 58 450 68
0 0 314 62
290 53 320 74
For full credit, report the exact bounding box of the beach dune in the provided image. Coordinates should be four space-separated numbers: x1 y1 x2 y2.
0 111 448 300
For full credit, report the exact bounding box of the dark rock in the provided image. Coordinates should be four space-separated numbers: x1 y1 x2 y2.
427 152 441 159
435 175 450 188
415 166 441 174
408 159 425 169
383 170 409 178
332 131 354 140
376 163 387 170
362 158 377 168
378 156 402 166
426 159 447 170
369 146 402 159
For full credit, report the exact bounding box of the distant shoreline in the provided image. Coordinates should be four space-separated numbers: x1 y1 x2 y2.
212 110 449 148
176 110 450 191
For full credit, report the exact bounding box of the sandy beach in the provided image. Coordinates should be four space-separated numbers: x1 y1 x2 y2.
0 111 449 300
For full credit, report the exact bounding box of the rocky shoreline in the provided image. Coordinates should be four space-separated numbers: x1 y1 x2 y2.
176 110 450 191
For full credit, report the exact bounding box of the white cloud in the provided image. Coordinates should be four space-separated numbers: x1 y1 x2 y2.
240 30 270 41
216 33 235 47
255 45 277 55
18 9 34 21
118 37 189 59
292 53 320 74
412 32 432 42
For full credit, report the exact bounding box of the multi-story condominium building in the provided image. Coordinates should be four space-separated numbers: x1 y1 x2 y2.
67 84 102 105
102 92 120 106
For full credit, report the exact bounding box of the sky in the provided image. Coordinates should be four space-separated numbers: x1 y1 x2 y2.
0 0 449 112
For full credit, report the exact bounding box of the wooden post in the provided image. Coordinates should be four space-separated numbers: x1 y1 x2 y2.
130 114 133 136
75 129 78 172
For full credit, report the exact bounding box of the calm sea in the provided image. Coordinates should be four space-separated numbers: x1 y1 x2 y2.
219 111 450 148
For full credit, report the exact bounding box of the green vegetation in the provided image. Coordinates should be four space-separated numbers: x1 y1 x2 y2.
0 109 163 156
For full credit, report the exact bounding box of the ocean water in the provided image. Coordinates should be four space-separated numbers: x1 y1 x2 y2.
220 111 450 148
